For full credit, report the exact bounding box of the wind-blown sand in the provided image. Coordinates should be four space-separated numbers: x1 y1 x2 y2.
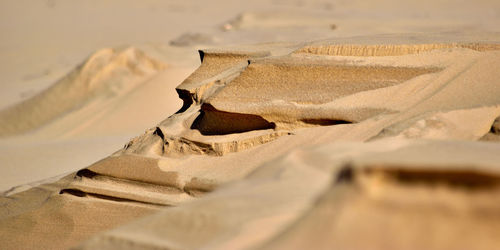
1 0 500 249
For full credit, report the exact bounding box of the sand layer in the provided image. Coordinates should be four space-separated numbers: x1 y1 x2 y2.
1 36 500 249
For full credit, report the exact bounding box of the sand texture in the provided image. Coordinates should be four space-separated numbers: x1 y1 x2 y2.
2 0 500 249
1 39 500 249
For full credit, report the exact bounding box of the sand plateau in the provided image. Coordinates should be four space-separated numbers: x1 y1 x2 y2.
1 36 500 249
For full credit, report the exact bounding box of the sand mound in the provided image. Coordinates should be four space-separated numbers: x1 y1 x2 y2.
77 140 500 250
2 37 500 249
0 47 166 137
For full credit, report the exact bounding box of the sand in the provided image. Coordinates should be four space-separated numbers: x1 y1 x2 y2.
1 0 500 249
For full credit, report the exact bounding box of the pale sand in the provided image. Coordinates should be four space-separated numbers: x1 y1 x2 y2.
1 0 500 249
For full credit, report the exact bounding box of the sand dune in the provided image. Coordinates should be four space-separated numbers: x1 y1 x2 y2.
0 47 166 137
2 37 500 249
2 0 500 248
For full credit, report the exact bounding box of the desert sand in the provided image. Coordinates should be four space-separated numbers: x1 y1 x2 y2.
1 0 500 249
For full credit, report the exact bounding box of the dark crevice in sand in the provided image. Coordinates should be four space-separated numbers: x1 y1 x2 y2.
175 89 194 114
337 165 500 190
76 169 98 179
191 103 276 135
490 117 500 134
301 119 352 126
191 104 356 136
153 127 165 140
198 50 205 63
379 169 500 189
59 188 86 197
480 117 500 142
334 165 354 184
59 189 167 206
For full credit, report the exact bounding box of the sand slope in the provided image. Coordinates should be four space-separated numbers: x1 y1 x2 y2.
0 46 193 191
79 140 500 250
1 36 500 249
0 47 166 137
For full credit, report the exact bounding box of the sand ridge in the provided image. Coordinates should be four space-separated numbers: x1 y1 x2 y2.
2 37 500 249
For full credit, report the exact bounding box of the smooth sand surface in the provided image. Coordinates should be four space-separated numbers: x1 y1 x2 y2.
1 0 500 249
